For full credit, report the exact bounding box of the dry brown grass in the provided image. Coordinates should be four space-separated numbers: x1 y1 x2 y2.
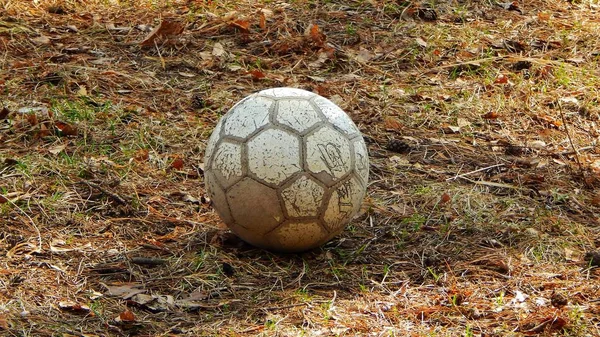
2 0 600 336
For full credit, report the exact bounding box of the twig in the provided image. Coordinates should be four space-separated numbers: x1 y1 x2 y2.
446 163 505 181
130 257 168 266
558 101 584 173
458 177 521 190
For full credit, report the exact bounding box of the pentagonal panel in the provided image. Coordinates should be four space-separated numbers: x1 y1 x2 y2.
204 171 234 225
258 87 314 98
204 120 223 169
227 177 284 234
275 99 321 133
223 95 273 139
312 96 359 136
306 126 352 186
323 175 365 233
352 137 369 186
280 175 325 218
211 140 244 189
247 128 301 185
269 220 327 252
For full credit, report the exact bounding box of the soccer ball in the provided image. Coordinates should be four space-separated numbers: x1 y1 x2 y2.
204 88 369 252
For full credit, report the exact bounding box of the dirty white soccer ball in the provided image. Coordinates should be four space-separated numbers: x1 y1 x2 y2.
204 88 369 252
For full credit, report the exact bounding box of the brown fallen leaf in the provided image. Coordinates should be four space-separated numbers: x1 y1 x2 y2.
259 11 266 30
248 69 266 80
134 149 149 162
494 74 508 84
0 313 8 330
384 116 403 130
55 121 78 136
119 310 136 322
306 23 325 46
102 283 147 299
26 113 38 126
140 19 184 47
171 157 184 170
0 107 9 119
482 111 499 119
58 301 92 314
230 19 250 33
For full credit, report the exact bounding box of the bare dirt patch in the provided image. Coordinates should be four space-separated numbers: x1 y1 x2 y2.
2 0 600 335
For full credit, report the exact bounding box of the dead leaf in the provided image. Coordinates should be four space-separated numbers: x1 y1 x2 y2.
76 86 87 96
48 143 67 155
356 48 373 63
31 35 51 45
134 149 149 162
308 51 329 68
415 37 427 48
384 116 403 130
456 118 470 128
102 283 147 299
156 226 189 241
482 111 499 119
230 19 250 33
0 107 9 119
538 12 550 21
0 195 8 204
497 1 522 14
248 69 266 80
306 23 325 46
0 314 8 330
259 11 266 30
55 121 78 136
58 301 91 314
119 310 136 322
442 124 461 134
178 72 196 78
494 74 508 84
212 42 226 57
26 113 38 126
129 294 175 312
140 19 184 47
36 123 52 139
171 158 184 170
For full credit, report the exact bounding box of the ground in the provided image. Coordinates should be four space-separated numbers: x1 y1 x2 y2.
2 0 600 336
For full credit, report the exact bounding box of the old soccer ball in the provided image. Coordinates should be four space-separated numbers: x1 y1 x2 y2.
204 87 369 252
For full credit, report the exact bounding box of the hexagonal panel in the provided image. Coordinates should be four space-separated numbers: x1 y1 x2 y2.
258 87 314 98
211 140 244 189
280 175 325 218
204 119 223 169
312 96 359 136
227 177 284 234
352 137 369 186
306 126 352 186
275 99 321 133
204 171 234 226
322 175 365 233
269 220 327 252
223 95 273 139
247 128 301 185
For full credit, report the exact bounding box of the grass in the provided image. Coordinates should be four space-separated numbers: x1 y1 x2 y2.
2 0 600 335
